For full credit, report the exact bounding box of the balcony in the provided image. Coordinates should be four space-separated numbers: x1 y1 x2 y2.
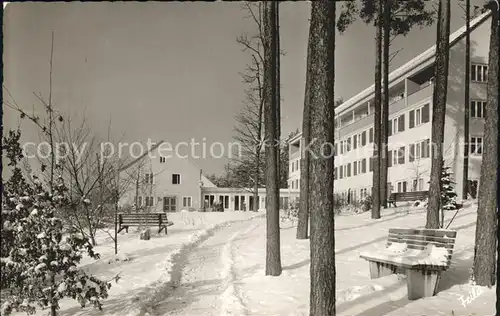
337 84 433 138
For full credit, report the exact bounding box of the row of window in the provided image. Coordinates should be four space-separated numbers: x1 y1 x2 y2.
136 195 192 210
291 159 300 173
143 173 182 185
336 104 430 155
334 138 431 179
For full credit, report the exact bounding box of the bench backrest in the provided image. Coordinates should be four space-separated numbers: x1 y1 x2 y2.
390 191 429 201
387 228 457 266
118 213 168 225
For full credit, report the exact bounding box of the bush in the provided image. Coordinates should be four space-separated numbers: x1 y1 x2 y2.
360 195 372 212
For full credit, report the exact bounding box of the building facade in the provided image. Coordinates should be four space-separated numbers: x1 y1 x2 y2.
288 13 492 203
120 144 300 212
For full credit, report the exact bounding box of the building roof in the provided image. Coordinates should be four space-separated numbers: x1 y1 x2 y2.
288 10 492 146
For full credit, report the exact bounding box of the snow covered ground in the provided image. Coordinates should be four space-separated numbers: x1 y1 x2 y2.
14 202 495 316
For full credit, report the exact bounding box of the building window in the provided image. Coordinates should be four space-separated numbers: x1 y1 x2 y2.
163 196 177 212
389 146 405 167
369 127 374 143
361 131 367 146
412 178 424 191
339 166 344 179
353 161 358 176
470 137 483 155
172 174 181 184
145 173 154 184
144 196 154 207
347 163 351 177
409 104 430 129
137 196 143 206
471 64 488 82
369 156 374 172
388 114 405 136
183 196 192 208
409 139 430 161
334 167 338 180
334 143 338 156
397 181 407 193
346 137 351 152
291 162 294 173
160 156 166 163
361 158 367 173
470 100 486 118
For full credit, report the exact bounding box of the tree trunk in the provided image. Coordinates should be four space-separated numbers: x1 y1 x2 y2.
473 8 498 287
462 0 470 200
264 0 281 276
426 0 450 229
371 0 383 220
297 41 312 240
276 1 281 189
380 0 391 210
308 1 336 315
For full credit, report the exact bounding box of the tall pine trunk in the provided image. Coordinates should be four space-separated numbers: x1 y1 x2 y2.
426 0 450 229
308 1 336 315
380 0 391 209
297 39 312 239
473 7 498 287
462 0 471 200
371 0 383 219
276 1 281 191
264 0 282 276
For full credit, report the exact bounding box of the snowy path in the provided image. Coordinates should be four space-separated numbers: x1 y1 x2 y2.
152 217 262 316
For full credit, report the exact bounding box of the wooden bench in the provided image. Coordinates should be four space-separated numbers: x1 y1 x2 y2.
360 228 457 300
387 191 429 207
116 213 174 234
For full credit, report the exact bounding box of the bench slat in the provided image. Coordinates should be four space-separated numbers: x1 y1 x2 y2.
387 233 455 244
387 239 455 251
388 228 457 238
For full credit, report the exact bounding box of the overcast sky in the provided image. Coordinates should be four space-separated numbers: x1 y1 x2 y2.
3 1 486 175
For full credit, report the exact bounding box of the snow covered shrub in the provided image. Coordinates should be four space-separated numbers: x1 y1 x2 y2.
1 130 113 316
139 228 151 240
441 165 458 210
360 195 372 212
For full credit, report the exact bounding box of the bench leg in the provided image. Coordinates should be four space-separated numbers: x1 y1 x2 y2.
158 226 166 234
117 226 127 234
369 262 395 279
406 269 440 300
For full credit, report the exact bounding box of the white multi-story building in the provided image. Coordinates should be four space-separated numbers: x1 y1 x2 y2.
288 12 492 203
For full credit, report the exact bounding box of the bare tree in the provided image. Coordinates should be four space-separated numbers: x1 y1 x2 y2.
307 1 336 314
473 1 498 287
408 157 429 191
427 0 451 229
263 0 281 276
236 2 265 211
